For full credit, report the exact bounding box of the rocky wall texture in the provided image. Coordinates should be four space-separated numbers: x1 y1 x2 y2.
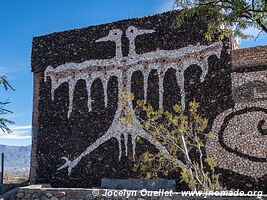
31 11 266 192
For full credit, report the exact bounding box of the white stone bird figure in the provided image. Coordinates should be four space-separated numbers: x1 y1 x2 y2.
96 29 123 59
126 26 155 57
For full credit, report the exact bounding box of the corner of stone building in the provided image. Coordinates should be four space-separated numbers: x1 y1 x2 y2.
29 71 41 184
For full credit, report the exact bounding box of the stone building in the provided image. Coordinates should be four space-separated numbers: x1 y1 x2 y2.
29 11 267 192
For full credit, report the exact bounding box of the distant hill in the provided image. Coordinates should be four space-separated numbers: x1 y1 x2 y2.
0 144 31 173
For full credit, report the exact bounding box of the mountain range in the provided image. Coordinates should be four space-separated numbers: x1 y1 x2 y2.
0 144 31 173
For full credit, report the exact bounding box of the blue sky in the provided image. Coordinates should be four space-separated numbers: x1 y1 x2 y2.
0 0 266 146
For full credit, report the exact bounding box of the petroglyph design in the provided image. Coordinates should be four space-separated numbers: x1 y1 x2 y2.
44 26 222 175
207 71 267 179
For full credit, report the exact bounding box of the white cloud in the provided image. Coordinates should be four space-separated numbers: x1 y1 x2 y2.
9 125 31 130
0 63 31 81
157 0 177 13
7 111 32 120
0 124 31 140
239 27 267 48
243 26 262 38
0 65 22 75
0 134 31 140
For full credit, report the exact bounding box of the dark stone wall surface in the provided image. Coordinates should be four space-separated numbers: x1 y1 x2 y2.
32 11 210 73
31 11 266 192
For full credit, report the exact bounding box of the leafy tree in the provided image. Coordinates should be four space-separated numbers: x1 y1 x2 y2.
0 75 14 133
125 96 222 191
174 0 267 41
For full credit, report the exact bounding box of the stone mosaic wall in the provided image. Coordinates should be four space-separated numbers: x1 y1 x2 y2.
31 11 266 191
206 69 267 192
